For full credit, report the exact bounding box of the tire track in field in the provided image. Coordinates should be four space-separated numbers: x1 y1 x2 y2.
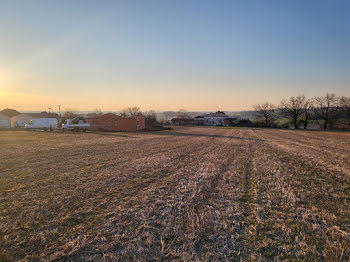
234 142 260 261
37 135 225 261
0 133 194 172
251 139 350 261
60 130 250 261
1 135 215 262
249 128 350 178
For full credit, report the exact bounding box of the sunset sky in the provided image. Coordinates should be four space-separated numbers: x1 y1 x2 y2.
0 0 349 112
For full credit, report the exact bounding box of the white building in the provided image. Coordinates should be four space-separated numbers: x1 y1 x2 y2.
0 113 11 128
11 113 32 127
203 111 229 126
194 111 239 126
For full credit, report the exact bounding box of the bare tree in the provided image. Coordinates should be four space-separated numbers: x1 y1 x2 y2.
313 93 337 130
163 111 176 124
176 109 190 119
300 99 313 129
338 96 350 125
121 106 141 117
144 110 158 129
87 108 103 118
281 95 306 129
254 102 275 127
63 108 77 119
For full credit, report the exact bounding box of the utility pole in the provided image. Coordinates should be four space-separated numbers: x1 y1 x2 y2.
48 107 52 114
57 105 62 126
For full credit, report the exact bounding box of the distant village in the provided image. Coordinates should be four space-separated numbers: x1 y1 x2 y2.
0 109 147 132
170 111 253 127
0 107 254 132
1 93 350 131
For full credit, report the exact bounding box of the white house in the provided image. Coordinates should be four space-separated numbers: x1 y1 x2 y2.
203 111 229 126
0 113 11 128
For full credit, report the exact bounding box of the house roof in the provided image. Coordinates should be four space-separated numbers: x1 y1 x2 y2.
204 111 228 117
0 108 20 117
102 113 122 118
26 112 60 119
11 113 32 121
0 113 10 120
87 113 144 120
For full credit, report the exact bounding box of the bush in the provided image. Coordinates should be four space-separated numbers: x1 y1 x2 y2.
236 119 253 127
252 120 277 128
277 122 290 129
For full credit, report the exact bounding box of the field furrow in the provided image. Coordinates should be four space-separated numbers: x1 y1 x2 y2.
1 127 349 261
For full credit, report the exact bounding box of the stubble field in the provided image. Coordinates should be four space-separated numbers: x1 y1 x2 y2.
0 127 349 261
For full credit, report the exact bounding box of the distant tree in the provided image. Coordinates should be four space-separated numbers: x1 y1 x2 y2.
300 99 313 129
280 95 306 129
63 108 78 119
144 110 158 129
254 102 275 127
338 96 350 125
176 109 190 119
313 93 337 130
163 111 176 124
121 106 141 117
87 108 103 118
93 108 103 116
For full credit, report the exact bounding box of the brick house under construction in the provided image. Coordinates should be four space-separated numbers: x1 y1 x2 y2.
86 113 145 132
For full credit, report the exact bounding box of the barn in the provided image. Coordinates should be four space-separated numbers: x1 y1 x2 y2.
86 113 145 131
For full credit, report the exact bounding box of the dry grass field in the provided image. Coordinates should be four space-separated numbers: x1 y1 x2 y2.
1 127 350 261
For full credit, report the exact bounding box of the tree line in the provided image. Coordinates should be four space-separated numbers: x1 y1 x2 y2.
59 93 350 131
254 93 350 130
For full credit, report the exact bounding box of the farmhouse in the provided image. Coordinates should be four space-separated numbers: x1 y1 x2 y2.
0 113 10 128
86 113 145 131
171 111 237 126
202 111 229 126
11 113 32 127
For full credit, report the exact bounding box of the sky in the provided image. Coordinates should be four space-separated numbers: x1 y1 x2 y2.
0 0 349 112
